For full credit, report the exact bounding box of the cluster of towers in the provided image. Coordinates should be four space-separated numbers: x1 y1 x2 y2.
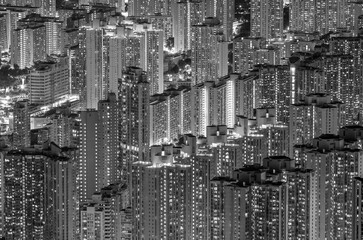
1 0 363 239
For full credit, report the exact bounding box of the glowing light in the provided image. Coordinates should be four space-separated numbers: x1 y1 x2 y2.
164 47 177 54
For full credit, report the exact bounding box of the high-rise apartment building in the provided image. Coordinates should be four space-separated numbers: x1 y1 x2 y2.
323 54 359 125
0 144 6 239
16 14 62 55
259 123 290 157
139 25 164 94
131 145 192 240
79 110 98 203
290 63 324 104
191 81 214 136
250 0 283 39
237 74 258 119
205 0 235 40
79 20 105 110
187 149 212 240
329 36 363 121
49 108 79 148
191 18 228 85
132 15 173 44
137 71 151 163
0 13 7 53
210 176 235 240
127 0 151 16
262 156 315 240
290 47 363 126
150 86 191 144
79 94 120 201
290 93 344 147
235 132 265 165
233 109 290 163
150 94 168 144
173 0 206 52
29 57 69 105
107 26 143 97
296 133 363 239
290 0 350 34
119 67 150 182
67 45 81 96
218 156 314 240
45 20 62 55
258 65 290 123
338 125 363 148
13 100 30 149
225 165 288 239
0 9 28 53
353 177 363 239
108 33 127 95
177 134 213 240
216 75 240 127
11 25 46 69
80 183 129 240
289 0 317 33
233 38 285 74
128 0 174 16
178 134 234 240
77 27 87 108
2 144 78 240
125 30 143 68
205 125 239 178
36 0 56 17
347 2 363 35
191 74 240 137
240 65 290 124
97 93 119 190
233 37 264 73
61 28 79 53
173 1 189 52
